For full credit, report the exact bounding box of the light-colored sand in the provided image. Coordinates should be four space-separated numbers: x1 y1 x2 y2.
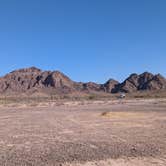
65 157 166 166
0 98 165 165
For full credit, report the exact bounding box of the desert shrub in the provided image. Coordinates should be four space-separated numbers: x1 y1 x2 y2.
101 112 109 116
88 95 96 100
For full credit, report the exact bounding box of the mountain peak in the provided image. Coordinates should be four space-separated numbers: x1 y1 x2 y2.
0 67 165 95
11 66 42 74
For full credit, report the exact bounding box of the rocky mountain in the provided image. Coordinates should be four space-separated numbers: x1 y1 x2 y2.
0 67 76 94
0 67 165 95
101 79 119 93
114 72 166 93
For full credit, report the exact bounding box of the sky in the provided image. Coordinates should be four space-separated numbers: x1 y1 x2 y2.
0 0 165 83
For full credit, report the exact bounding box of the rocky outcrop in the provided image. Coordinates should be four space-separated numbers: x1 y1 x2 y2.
81 82 102 92
102 79 119 93
141 74 166 90
114 72 166 93
0 67 165 95
0 67 75 94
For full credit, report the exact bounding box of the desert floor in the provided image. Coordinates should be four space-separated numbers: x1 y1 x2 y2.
0 99 165 166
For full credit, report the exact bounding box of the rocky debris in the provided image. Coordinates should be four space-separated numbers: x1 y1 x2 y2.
0 67 165 94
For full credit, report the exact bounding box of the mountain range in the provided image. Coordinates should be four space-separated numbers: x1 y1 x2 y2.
0 67 166 95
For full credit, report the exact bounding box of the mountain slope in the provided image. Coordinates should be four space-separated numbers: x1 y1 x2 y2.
0 67 165 95
114 72 166 93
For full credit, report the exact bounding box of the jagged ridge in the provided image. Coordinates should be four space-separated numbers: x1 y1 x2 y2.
0 67 165 94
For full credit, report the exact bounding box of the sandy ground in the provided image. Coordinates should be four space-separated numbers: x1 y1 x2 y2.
0 99 165 165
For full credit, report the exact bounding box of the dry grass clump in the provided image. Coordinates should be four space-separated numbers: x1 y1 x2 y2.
101 111 145 119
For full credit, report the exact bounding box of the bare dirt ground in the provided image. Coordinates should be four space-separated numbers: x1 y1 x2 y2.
0 99 165 166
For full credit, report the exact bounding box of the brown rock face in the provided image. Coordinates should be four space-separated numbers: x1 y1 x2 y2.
0 67 42 92
102 79 119 93
0 67 165 95
113 73 140 93
141 74 166 90
0 67 75 94
0 67 104 94
82 82 102 92
138 72 154 90
42 71 75 93
114 72 166 93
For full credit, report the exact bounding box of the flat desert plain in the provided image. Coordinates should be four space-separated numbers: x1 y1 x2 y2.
0 99 166 166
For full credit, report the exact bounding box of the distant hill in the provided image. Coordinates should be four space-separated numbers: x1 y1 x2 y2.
113 72 166 93
0 67 165 95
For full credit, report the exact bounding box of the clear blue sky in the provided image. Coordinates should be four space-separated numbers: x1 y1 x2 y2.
0 0 165 83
